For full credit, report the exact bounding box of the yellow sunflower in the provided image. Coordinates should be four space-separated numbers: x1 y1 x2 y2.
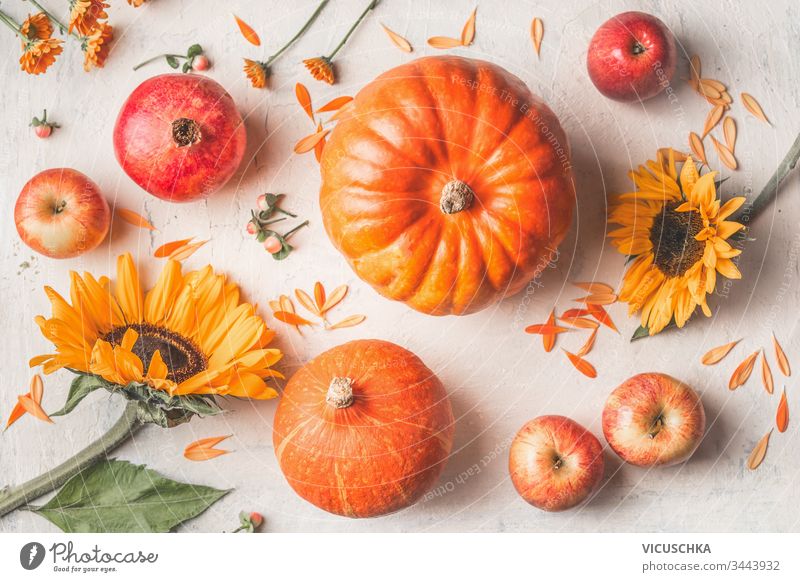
608 149 746 335
31 254 282 399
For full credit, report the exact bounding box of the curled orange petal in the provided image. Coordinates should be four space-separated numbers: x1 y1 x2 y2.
234 15 261 46
154 238 194 258
116 208 156 231
184 434 232 461
18 394 53 424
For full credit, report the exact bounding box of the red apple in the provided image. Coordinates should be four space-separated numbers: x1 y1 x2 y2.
586 11 676 102
113 74 246 203
15 168 110 259
509 415 604 512
602 373 705 466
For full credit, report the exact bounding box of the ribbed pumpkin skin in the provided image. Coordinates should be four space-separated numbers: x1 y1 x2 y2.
273 340 454 518
319 56 575 315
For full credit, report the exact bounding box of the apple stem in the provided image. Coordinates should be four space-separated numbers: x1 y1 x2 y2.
53 199 67 215
552 456 563 470
632 41 646 55
647 415 665 439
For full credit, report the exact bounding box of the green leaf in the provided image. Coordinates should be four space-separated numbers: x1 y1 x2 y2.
50 374 110 417
182 61 192 73
186 44 203 58
271 239 293 261
166 55 180 69
32 459 230 533
630 325 650 341
120 382 221 428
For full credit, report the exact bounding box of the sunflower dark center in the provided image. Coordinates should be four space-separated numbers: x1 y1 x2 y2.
649 201 705 278
102 323 206 384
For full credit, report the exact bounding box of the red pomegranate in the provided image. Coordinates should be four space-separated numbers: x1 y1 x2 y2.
113 74 246 203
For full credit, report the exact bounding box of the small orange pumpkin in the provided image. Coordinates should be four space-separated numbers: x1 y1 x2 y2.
320 56 575 315
273 339 454 518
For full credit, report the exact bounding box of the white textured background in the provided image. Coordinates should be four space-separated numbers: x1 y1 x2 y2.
1 0 798 533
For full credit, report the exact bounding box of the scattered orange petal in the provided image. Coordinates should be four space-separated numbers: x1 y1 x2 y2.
321 285 348 314
295 83 314 121
563 349 597 378
30 374 43 404
747 429 771 470
154 238 194 258
381 23 412 52
294 288 319 316
542 309 557 353
701 339 740 365
317 95 354 113
561 308 591 318
689 55 701 83
559 316 599 329
773 333 791 376
314 281 326 311
776 389 789 433
168 240 208 262
741 92 769 124
116 208 156 231
5 401 26 430
587 304 618 333
18 394 53 424
761 351 774 395
531 17 544 56
577 328 598 357
723 116 736 152
427 36 463 49
267 300 282 312
273 311 314 327
689 132 707 165
313 121 326 162
234 15 260 46
702 104 724 137
574 293 617 306
572 281 614 295
294 128 330 154
327 314 366 330
460 8 477 46
279 295 295 314
729 350 759 390
525 323 571 335
184 434 232 462
709 135 737 170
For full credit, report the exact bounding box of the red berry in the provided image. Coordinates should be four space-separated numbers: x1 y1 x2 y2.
35 125 52 139
263 236 282 254
246 221 258 235
249 512 263 528
193 55 210 71
256 194 269 211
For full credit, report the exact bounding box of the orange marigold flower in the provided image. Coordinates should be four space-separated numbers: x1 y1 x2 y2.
243 58 270 89
68 0 109 35
20 38 63 75
82 21 113 71
20 12 54 40
303 56 334 85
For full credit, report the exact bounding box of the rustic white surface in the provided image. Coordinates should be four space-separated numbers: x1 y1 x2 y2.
1 0 798 533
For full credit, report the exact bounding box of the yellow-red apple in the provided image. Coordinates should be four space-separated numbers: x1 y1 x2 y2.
602 373 705 466
509 415 604 512
15 168 110 259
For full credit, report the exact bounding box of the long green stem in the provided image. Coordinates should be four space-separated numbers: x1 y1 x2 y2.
0 9 29 42
327 0 378 59
266 0 330 66
0 401 142 518
24 0 69 35
133 53 185 71
284 220 310 239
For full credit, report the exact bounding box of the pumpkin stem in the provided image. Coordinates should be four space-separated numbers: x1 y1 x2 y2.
326 377 354 409
440 179 475 214
171 118 202 147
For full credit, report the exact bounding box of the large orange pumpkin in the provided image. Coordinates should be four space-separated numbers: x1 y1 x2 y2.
273 339 454 518
320 56 575 315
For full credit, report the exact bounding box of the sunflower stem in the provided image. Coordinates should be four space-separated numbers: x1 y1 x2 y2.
0 401 142 519
326 0 378 60
265 0 330 67
737 132 800 222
